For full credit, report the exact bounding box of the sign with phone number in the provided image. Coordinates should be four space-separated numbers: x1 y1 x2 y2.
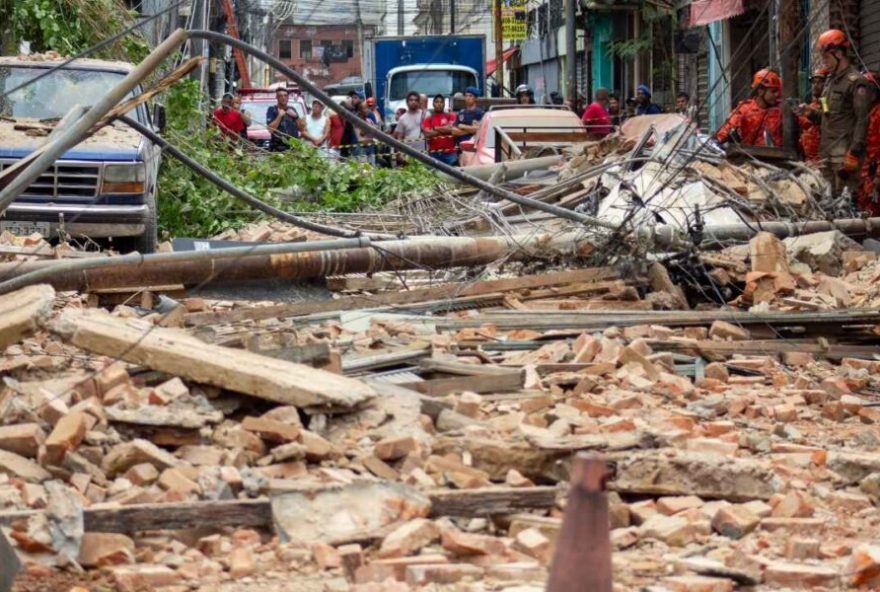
495 0 528 41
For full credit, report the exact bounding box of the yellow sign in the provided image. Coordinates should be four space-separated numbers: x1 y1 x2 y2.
496 0 528 41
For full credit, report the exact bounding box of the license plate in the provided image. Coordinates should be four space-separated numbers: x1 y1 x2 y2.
0 221 51 237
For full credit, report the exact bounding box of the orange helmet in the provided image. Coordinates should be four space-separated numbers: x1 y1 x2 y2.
817 29 850 51
810 67 831 80
366 97 376 107
752 69 782 91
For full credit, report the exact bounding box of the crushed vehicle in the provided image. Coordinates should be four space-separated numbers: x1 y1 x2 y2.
0 56 163 252
459 105 589 167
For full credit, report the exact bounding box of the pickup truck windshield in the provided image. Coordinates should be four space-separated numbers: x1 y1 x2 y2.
0 66 135 120
388 70 477 101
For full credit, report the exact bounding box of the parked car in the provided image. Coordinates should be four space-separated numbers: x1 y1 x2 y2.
239 86 308 149
0 56 162 252
459 106 588 167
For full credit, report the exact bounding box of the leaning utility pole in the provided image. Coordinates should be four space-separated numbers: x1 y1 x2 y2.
450 0 455 34
494 0 504 96
565 0 577 105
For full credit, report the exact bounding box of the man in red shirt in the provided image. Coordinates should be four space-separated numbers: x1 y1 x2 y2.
422 94 458 165
212 93 246 139
581 88 612 139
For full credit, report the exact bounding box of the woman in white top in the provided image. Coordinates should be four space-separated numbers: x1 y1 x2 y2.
301 99 331 155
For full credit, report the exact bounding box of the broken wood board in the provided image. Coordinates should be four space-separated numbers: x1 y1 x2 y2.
404 370 525 396
0 284 55 350
184 268 619 326
0 486 558 533
48 308 375 410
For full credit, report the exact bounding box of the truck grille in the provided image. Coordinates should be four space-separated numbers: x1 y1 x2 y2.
0 159 101 201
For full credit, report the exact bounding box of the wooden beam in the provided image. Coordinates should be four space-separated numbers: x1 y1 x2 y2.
0 284 55 351
48 308 375 410
647 338 880 360
0 487 558 532
184 268 618 326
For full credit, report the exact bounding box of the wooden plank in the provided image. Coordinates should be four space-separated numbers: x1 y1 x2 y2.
49 308 375 410
0 284 55 351
418 358 519 376
184 268 619 326
257 342 332 365
405 370 524 396
343 346 431 374
0 487 558 533
647 338 880 360
522 299 652 311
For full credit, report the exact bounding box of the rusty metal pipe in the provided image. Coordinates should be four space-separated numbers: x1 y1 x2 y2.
0 232 589 293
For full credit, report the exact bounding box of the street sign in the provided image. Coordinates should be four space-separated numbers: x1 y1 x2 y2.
495 0 528 41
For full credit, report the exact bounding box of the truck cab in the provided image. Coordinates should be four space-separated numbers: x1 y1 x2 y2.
384 64 479 128
0 57 160 252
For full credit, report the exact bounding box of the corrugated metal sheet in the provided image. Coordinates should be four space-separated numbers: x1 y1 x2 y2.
861 0 880 71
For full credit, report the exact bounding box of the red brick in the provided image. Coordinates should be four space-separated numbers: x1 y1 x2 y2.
657 495 704 515
0 423 44 458
312 542 341 570
763 562 838 589
663 575 734 592
441 528 507 557
785 537 820 560
338 543 364 578
354 555 448 583
708 320 750 341
404 563 483 586
712 505 760 539
374 436 419 461
228 546 255 578
110 565 180 592
241 416 300 443
78 533 135 567
378 518 440 558
771 490 814 518
847 544 880 587
44 410 87 464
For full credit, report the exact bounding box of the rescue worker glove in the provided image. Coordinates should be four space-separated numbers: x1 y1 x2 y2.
838 151 861 179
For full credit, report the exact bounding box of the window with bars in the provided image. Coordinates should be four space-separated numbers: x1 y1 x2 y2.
279 39 292 59
342 40 354 58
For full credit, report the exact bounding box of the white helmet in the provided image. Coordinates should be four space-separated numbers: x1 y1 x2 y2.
515 84 533 97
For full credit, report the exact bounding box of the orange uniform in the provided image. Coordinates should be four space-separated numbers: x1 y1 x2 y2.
715 99 783 147
799 99 822 163
858 103 880 215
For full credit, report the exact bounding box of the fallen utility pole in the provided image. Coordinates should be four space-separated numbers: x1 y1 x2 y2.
0 231 590 293
0 237 370 295
651 216 880 250
0 29 188 211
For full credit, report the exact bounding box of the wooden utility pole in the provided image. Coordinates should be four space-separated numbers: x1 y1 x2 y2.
494 0 504 96
450 0 456 34
779 0 799 151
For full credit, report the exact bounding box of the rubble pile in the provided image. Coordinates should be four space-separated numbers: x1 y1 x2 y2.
1 225 880 592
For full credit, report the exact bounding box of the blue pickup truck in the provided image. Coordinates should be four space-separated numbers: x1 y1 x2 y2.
0 57 161 252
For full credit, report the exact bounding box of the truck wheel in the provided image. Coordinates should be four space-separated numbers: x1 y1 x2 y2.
117 189 157 254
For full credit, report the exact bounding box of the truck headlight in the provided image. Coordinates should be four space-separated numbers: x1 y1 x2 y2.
102 163 146 194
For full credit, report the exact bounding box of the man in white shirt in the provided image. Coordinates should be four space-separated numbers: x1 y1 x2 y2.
393 90 426 153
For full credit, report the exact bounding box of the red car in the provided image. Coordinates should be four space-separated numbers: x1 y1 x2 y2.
239 86 308 149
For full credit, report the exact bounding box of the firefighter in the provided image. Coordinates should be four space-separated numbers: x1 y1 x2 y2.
858 71 880 215
797 68 828 164
714 69 783 147
804 29 874 197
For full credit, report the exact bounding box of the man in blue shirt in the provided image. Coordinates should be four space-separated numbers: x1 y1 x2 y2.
635 85 662 116
266 87 300 151
452 86 485 144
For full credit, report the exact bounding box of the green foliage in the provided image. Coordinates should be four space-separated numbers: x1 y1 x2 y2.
157 81 442 238
11 0 149 62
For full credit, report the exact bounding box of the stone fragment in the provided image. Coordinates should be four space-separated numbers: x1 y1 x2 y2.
312 542 342 570
657 495 704 515
123 463 159 486
158 468 201 496
102 438 177 477
441 528 506 557
771 490 814 518
0 449 51 482
639 514 700 547
338 543 364 577
0 423 44 458
750 232 790 273
785 537 820 560
228 546 255 578
241 416 300 443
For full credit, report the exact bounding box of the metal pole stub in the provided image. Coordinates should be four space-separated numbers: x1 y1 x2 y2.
546 452 613 592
